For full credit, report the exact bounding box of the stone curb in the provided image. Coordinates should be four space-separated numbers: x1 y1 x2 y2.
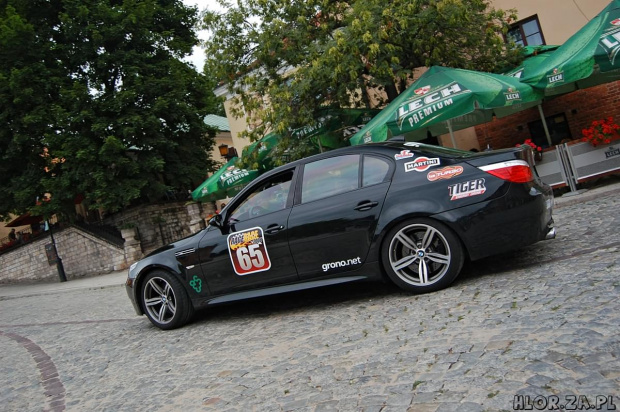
554 183 620 208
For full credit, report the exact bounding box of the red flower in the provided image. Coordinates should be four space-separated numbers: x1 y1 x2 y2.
518 138 542 153
582 117 620 146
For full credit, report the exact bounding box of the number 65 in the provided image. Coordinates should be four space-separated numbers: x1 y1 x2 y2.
236 244 265 271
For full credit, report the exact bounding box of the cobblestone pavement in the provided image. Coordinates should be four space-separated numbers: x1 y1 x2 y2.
1 193 619 412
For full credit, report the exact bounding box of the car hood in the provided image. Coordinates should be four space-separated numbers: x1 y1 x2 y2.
145 229 207 258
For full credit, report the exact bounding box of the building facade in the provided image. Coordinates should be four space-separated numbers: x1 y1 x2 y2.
215 0 618 153
477 0 620 151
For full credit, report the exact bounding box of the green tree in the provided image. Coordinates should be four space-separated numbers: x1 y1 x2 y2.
202 0 521 159
0 0 222 220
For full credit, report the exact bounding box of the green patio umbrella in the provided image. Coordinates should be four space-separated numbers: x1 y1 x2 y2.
502 46 558 79
191 157 258 202
502 47 559 146
301 108 381 150
243 109 381 171
350 66 544 147
217 161 259 193
241 132 282 172
520 0 620 95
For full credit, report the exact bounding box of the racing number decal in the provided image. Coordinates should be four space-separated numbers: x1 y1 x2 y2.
227 227 272 275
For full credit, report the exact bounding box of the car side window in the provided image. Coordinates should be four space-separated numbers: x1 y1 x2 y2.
363 155 391 187
301 155 360 204
229 170 294 222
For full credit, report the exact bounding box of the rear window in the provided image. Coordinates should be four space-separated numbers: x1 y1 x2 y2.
363 155 391 186
302 155 360 203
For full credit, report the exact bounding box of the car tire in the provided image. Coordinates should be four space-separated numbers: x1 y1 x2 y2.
140 270 194 330
381 218 464 293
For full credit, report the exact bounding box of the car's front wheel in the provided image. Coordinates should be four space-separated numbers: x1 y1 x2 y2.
381 218 464 293
140 270 193 330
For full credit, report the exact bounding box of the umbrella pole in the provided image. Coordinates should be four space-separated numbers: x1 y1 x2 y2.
447 120 457 149
538 105 553 146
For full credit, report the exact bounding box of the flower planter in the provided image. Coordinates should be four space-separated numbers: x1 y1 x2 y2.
565 140 620 183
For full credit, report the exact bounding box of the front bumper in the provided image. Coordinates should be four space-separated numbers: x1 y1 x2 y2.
125 277 143 316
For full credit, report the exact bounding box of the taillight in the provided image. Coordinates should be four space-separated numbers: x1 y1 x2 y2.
478 160 533 183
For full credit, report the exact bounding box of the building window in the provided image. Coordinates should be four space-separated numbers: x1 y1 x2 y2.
528 113 572 148
508 16 545 47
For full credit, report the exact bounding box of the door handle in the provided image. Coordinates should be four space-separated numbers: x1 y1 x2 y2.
265 224 284 234
354 201 378 211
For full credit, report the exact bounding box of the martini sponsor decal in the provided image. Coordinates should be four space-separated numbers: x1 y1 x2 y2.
395 150 414 160
547 68 565 85
448 178 486 200
599 21 620 65
504 87 521 102
220 167 250 187
227 227 272 275
396 82 468 130
404 157 440 172
427 165 464 181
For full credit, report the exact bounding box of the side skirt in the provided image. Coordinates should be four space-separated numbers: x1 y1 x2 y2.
202 276 367 306
191 261 384 308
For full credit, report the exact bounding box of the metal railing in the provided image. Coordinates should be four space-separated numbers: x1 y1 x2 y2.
535 141 620 191
72 221 124 247
0 221 124 257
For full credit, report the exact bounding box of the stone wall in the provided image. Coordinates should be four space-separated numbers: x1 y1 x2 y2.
104 201 215 255
0 201 216 284
0 226 126 284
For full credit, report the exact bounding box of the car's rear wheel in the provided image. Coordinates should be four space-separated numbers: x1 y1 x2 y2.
381 218 464 293
140 270 193 330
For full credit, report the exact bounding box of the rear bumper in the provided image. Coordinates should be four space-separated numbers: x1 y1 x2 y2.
433 181 554 261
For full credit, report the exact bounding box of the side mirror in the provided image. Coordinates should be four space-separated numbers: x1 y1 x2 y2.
208 214 223 229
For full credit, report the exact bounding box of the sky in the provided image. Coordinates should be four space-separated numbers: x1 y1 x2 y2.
181 0 227 71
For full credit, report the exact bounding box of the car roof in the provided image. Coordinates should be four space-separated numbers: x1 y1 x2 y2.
261 141 474 178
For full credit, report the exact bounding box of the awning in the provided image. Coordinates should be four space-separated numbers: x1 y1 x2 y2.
6 213 43 227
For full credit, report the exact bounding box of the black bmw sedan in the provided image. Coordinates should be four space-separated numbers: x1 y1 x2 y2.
126 142 555 329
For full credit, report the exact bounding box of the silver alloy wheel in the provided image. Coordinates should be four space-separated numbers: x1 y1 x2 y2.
143 276 177 325
388 223 451 286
